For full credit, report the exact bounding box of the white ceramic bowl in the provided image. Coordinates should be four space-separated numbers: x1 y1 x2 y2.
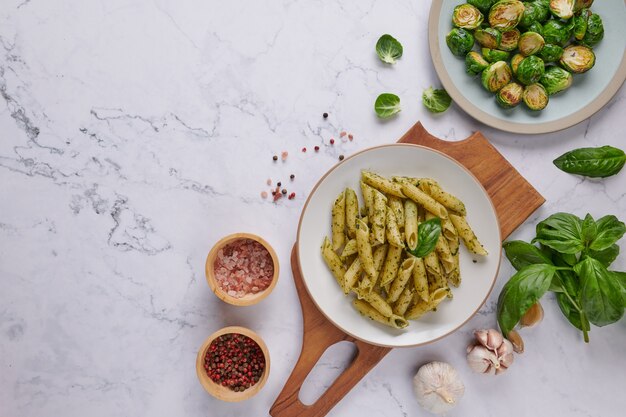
296 144 502 347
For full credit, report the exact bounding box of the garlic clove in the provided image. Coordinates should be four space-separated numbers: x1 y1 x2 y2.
474 329 503 352
497 339 515 369
520 302 544 327
467 344 500 374
508 329 524 354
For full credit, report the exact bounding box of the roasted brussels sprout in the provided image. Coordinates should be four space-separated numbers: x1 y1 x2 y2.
468 0 497 14
540 66 573 95
481 61 513 92
573 0 593 13
523 83 549 110
453 4 485 30
482 48 511 63
559 44 595 73
572 9 590 41
499 28 521 51
534 1 551 23
446 28 475 57
581 13 604 47
489 1 525 31
542 20 572 46
519 2 548 28
496 82 525 108
518 32 545 56
511 53 525 74
475 28 502 49
538 43 563 62
549 0 575 19
526 21 544 35
516 55 545 85
466 51 490 75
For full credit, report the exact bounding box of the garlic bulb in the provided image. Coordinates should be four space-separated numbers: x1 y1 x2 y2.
467 329 515 375
413 361 464 415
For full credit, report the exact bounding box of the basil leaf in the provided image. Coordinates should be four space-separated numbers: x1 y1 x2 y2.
374 93 401 119
553 145 626 178
422 87 452 113
556 292 587 331
589 215 626 252
610 271 626 307
581 213 597 245
497 264 558 336
587 244 619 267
407 218 442 258
532 212 584 254
375 34 403 64
503 240 553 271
574 258 624 326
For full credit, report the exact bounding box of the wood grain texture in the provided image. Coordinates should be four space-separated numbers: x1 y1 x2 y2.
270 122 545 417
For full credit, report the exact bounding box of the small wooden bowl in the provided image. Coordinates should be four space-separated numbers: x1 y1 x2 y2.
196 326 270 402
205 233 279 306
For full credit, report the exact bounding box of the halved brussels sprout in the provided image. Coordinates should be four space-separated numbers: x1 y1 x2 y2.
516 55 546 85
466 51 490 75
496 82 525 108
572 9 590 41
573 0 593 13
475 28 502 49
549 0 575 19
482 48 511 63
542 20 572 46
468 0 497 14
511 53 525 74
538 44 563 62
559 44 595 73
499 28 521 51
540 66 573 95
481 61 513 92
519 2 548 28
453 4 485 30
446 28 475 57
518 32 545 56
489 1 525 31
581 13 604 47
523 83 549 110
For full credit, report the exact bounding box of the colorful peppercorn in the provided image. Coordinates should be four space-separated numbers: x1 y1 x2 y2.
314 146 320 152
323 112 328 119
204 333 265 392
330 138 335 145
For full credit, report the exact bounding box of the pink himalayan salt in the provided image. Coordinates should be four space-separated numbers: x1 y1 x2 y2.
213 238 274 298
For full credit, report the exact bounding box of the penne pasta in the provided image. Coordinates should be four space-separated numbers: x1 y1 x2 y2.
345 188 359 239
441 217 458 242
385 207 405 248
449 214 488 256
371 190 387 245
379 244 403 287
344 257 363 293
362 170 405 198
393 286 415 316
353 298 408 329
400 181 449 220
447 252 461 287
360 181 375 219
418 178 467 215
388 196 405 226
340 238 358 260
331 191 346 252
435 234 456 274
405 288 449 320
412 256 429 302
388 257 416 303
404 199 418 251
353 287 394 318
448 235 460 256
355 219 377 280
321 237 347 291
360 244 389 293
424 251 447 291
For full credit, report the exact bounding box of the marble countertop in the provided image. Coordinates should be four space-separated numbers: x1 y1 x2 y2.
1 1 625 416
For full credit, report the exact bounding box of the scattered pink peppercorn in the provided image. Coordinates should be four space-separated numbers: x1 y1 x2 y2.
288 192 296 200
302 147 306 153
340 131 347 138
348 134 354 141
330 138 335 145
314 146 320 152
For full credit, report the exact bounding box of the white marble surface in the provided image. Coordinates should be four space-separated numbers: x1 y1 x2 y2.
1 1 625 416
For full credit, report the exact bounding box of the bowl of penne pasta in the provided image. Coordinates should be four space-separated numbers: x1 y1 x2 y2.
297 144 502 347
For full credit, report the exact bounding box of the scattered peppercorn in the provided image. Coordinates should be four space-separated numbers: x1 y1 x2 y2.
314 146 320 152
282 189 287 195
272 155 278 161
204 333 265 392
277 182 281 187
323 112 328 119
288 192 296 200
348 134 353 141
290 174 295 180
340 131 347 138
330 138 335 145
302 147 307 153
339 155 344 161
472 259 478 264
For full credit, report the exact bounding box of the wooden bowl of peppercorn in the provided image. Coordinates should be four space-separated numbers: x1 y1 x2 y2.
196 326 270 402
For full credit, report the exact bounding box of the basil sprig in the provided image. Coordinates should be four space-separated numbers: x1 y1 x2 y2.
497 212 626 343
553 145 626 178
407 218 441 258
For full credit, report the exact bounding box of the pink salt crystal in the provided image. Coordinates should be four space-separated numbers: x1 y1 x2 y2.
281 151 288 161
339 131 347 138
261 191 268 199
266 178 272 186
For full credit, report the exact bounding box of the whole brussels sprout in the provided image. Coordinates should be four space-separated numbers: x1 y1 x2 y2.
538 43 563 62
535 0 550 7
573 0 593 13
499 28 521 51
519 2 545 28
533 1 551 23
526 21 544 35
475 28 502 49
560 44 595 73
466 51 490 75
523 83 549 110
496 82 525 108
542 20 572 46
481 61 513 92
572 9 590 40
549 0 575 19
468 0 497 14
540 66 573 95
446 28 475 57
516 55 546 85
482 47 511 63
581 13 604 47
518 32 545 56
489 1 525 31
511 53 525 74
453 4 485 30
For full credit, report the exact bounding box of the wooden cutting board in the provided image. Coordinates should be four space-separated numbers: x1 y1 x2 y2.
269 122 544 417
